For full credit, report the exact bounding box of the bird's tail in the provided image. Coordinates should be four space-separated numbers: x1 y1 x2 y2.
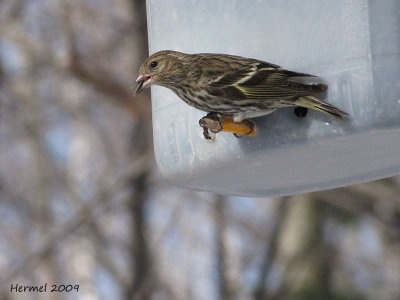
295 96 348 119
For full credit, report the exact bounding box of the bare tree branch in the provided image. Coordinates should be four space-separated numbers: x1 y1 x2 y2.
214 194 232 300
253 197 289 300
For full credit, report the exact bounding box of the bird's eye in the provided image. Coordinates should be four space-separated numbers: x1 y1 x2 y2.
150 61 158 68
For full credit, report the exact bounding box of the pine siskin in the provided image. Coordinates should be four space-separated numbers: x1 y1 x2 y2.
133 50 347 139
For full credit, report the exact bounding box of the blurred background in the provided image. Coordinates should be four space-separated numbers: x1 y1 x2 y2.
1 1 400 299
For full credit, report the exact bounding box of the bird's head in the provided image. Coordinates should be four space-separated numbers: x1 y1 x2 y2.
133 50 188 95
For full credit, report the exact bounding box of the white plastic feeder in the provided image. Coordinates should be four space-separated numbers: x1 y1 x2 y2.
146 0 400 196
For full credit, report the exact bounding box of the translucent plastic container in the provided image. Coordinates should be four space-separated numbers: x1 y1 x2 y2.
146 0 400 196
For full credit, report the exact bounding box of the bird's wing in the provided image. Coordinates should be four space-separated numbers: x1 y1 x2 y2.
205 60 281 85
207 60 320 101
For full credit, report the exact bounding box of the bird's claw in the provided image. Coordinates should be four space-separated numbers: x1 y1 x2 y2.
233 120 256 138
201 126 215 140
199 113 223 140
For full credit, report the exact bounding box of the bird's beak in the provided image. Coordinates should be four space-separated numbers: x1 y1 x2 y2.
133 74 153 95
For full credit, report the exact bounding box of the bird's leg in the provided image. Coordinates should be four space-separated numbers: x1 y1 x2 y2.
294 106 308 118
199 113 256 139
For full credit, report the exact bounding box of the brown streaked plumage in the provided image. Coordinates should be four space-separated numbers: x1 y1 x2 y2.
133 50 347 138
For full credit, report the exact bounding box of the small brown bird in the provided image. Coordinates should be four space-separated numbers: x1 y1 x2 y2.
133 50 347 139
